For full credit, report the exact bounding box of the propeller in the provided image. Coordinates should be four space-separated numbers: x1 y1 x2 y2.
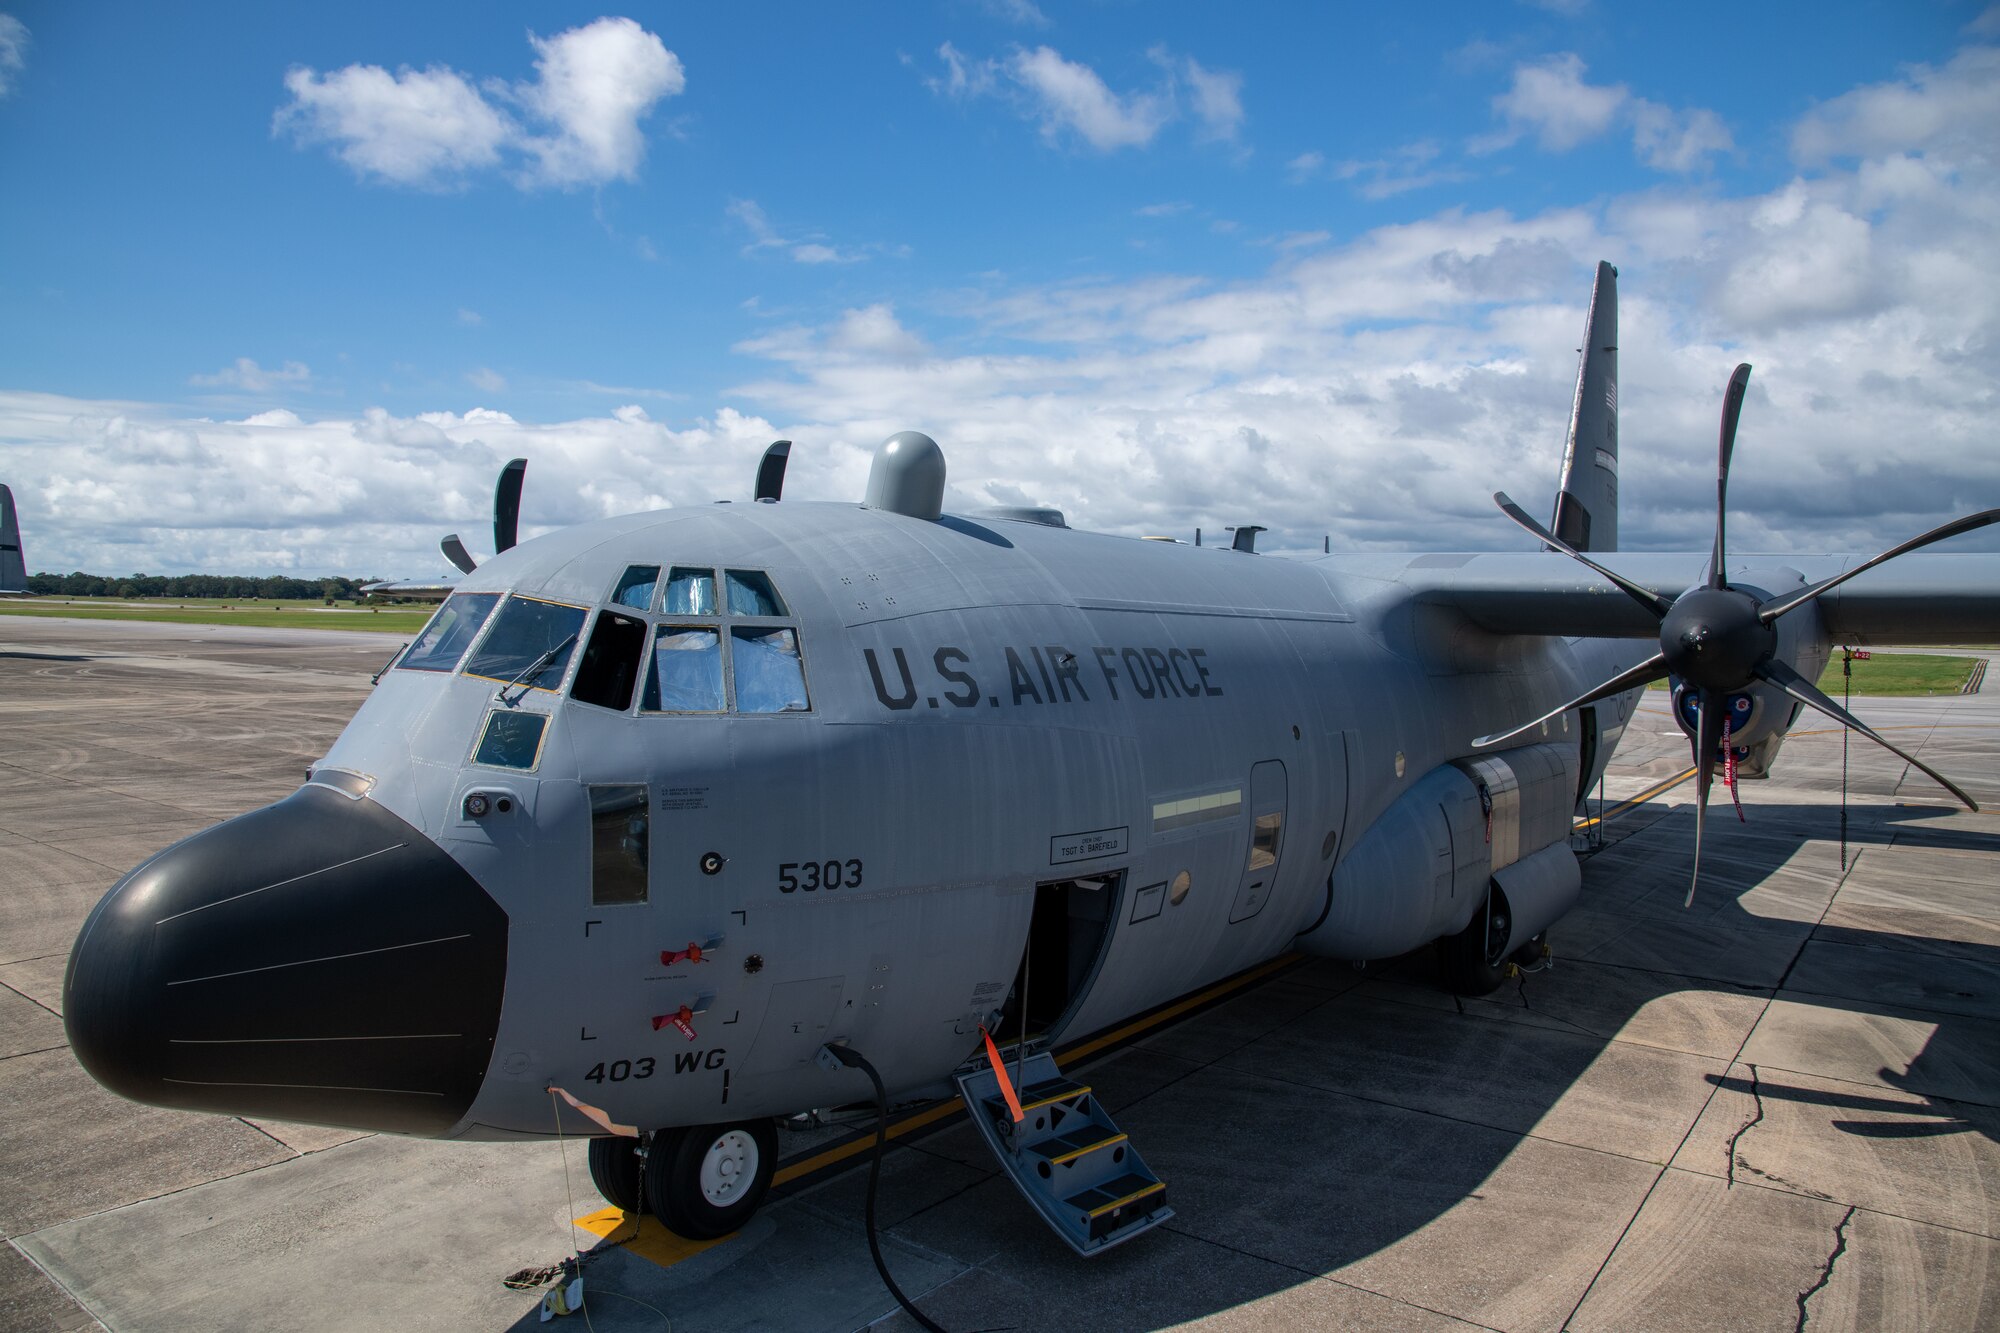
438 458 530 575
756 440 792 502
1479 362 1999 904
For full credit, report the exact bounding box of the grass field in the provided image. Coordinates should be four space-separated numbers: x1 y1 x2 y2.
0 598 434 634
1643 651 1984 697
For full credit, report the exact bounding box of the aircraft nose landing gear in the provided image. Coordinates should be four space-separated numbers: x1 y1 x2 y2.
584 1119 779 1240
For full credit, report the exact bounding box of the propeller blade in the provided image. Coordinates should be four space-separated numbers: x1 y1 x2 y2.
1757 659 1980 811
1709 364 1751 589
1473 651 1669 749
1758 508 2000 626
440 534 477 575
1493 493 1675 618
493 458 527 554
1686 686 1727 906
755 440 792 502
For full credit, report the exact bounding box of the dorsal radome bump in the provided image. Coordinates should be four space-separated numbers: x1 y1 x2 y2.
863 431 946 521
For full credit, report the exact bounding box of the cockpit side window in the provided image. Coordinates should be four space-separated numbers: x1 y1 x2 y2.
463 595 588 692
611 565 661 611
571 610 647 711
724 569 787 617
399 592 501 673
663 567 717 615
641 626 726 712
731 626 809 712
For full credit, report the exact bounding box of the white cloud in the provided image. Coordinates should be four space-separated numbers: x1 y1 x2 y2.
1486 53 1627 152
1182 56 1245 142
929 43 1242 153
513 17 684 188
190 358 314 392
1285 151 1326 182
976 0 1049 27
457 308 484 327
1477 52 1731 173
1631 101 1734 173
1791 45 2000 167
275 17 684 191
13 39 1999 576
1007 46 1171 150
275 63 513 187
0 14 28 98
467 367 508 393
728 198 870 264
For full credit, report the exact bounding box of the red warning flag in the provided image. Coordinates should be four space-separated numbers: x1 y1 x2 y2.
651 1005 698 1041
661 943 706 966
979 1025 1025 1124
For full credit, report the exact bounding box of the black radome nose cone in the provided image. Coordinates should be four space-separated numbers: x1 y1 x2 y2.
65 785 508 1136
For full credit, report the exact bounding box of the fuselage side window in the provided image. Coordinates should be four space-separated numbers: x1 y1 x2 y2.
398 592 501 673
611 565 661 612
731 626 809 712
641 625 726 712
571 610 647 711
463 595 588 692
663 567 718 615
1248 811 1284 872
589 784 649 905
724 569 787 617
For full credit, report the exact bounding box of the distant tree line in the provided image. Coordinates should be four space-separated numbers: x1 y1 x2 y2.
27 572 378 601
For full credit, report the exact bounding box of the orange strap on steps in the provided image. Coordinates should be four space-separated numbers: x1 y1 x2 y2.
979 1025 1025 1123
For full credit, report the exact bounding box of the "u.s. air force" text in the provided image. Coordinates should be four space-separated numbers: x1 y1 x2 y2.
863 644 1222 711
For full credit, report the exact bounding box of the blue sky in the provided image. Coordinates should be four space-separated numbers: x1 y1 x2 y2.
2 1 1996 576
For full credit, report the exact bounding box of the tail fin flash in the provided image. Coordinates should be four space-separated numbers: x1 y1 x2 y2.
0 486 26 594
1551 261 1619 552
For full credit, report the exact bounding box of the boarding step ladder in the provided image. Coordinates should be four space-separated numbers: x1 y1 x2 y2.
954 1050 1173 1256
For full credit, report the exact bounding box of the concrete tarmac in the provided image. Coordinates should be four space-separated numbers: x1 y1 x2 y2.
3 617 1996 1332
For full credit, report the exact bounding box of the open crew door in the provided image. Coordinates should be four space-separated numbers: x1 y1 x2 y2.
1228 760 1287 924
992 871 1124 1049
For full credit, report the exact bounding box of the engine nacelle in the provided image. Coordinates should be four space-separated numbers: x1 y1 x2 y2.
1297 742 1581 962
1666 575 1831 778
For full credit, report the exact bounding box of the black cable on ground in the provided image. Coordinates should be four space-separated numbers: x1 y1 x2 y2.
821 1044 950 1333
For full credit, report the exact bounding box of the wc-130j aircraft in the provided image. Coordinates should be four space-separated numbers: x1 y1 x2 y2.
64 263 2000 1256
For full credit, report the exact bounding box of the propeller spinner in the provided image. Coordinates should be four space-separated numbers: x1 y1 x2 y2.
1478 363 1998 904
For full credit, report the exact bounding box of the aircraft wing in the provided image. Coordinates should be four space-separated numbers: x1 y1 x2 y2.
360 577 458 602
1383 550 2000 645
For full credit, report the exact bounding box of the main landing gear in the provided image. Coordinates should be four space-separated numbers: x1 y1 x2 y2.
1437 882 1549 997
586 1119 778 1240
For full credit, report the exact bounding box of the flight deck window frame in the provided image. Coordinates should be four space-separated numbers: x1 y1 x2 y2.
632 564 814 718
461 593 591 696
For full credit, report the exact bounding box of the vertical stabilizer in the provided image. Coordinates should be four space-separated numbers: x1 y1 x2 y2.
1551 262 1619 552
0 486 26 594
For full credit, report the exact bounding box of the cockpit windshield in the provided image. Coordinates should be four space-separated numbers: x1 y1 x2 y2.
463 595 588 692
399 592 501 673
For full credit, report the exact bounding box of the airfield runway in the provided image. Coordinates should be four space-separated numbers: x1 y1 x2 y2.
3 616 1996 1332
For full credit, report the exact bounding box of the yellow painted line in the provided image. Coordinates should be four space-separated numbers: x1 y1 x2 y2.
769 1094 969 1187
1048 1132 1127 1166
1574 767 1696 832
1017 1083 1090 1114
1059 952 1300 1065
1086 1180 1165 1219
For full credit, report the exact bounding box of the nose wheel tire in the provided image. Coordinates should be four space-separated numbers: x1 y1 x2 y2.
643 1119 778 1240
586 1136 646 1215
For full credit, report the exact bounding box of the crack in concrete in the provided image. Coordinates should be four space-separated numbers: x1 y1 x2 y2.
1724 1063 1764 1188
1794 1204 1856 1331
